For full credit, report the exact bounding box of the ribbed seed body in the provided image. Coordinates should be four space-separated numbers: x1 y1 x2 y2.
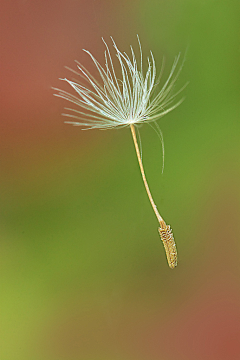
158 225 178 269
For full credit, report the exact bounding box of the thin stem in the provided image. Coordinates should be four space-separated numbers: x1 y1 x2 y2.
130 124 166 227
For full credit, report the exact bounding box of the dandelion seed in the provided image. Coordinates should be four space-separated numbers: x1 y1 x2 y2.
53 36 185 269
158 221 178 269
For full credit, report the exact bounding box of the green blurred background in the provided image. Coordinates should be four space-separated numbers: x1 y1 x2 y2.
1 1 240 359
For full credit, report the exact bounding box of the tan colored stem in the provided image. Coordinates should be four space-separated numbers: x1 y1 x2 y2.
130 124 165 226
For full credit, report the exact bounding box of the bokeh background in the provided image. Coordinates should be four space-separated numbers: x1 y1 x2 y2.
1 1 240 359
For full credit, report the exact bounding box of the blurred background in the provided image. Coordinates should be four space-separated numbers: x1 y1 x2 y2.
1 0 240 359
